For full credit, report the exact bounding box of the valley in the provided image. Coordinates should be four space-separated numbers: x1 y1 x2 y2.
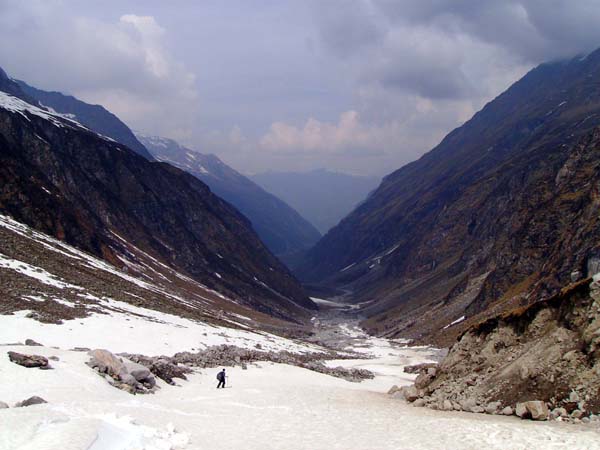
2 5 600 448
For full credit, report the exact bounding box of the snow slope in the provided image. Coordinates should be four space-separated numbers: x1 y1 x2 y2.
1 324 599 449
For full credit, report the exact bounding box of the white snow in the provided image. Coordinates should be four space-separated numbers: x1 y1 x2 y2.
340 262 356 272
0 296 323 356
0 253 83 291
1 326 598 449
443 315 466 329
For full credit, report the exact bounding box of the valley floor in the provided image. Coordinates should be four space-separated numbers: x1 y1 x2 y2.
2 314 600 449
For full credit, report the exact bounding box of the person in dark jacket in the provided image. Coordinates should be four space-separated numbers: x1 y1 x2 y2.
216 369 226 388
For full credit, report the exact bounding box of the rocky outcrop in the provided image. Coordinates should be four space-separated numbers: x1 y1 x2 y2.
393 279 600 422
7 352 51 369
87 349 157 394
123 344 374 383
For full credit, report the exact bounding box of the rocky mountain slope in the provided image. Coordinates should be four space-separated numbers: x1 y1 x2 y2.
298 49 600 342
396 276 600 421
13 74 153 160
251 169 380 234
0 72 316 325
137 134 321 265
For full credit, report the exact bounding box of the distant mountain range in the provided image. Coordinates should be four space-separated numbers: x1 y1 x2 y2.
251 169 380 235
137 134 322 266
298 49 600 344
0 66 315 326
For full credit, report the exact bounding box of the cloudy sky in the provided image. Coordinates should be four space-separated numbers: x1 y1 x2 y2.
1 1 600 175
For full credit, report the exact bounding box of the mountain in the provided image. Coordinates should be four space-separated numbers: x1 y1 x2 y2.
0 70 316 326
298 49 600 344
137 134 321 265
251 169 380 234
14 77 153 160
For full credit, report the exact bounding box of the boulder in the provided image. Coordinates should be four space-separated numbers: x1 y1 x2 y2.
7 352 50 369
460 398 477 412
400 386 421 402
442 400 453 411
501 406 514 416
485 401 502 414
551 407 568 419
87 349 125 377
515 403 529 418
24 339 42 346
413 399 426 407
119 372 139 387
123 361 152 382
15 396 47 407
0 401 9 409
414 371 435 389
387 385 400 395
516 401 549 420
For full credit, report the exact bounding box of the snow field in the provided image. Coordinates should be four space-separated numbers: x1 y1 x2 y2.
1 344 599 450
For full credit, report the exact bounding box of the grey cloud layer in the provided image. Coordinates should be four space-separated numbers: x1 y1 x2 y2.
0 0 599 175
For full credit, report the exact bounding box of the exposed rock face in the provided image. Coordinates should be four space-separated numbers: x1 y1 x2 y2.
138 134 321 266
396 279 600 420
298 49 600 343
7 352 50 369
0 71 315 323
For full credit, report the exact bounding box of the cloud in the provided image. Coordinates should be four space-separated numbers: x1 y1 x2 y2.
0 2 198 141
260 111 386 155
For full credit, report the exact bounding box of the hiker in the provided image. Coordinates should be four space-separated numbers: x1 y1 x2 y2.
216 368 226 388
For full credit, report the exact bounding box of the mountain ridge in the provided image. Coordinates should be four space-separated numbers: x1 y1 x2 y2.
137 133 321 266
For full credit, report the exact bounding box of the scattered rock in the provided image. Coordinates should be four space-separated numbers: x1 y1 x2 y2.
15 396 47 407
7 351 50 369
48 356 60 361
24 339 42 346
150 359 191 385
571 409 584 419
403 362 439 374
